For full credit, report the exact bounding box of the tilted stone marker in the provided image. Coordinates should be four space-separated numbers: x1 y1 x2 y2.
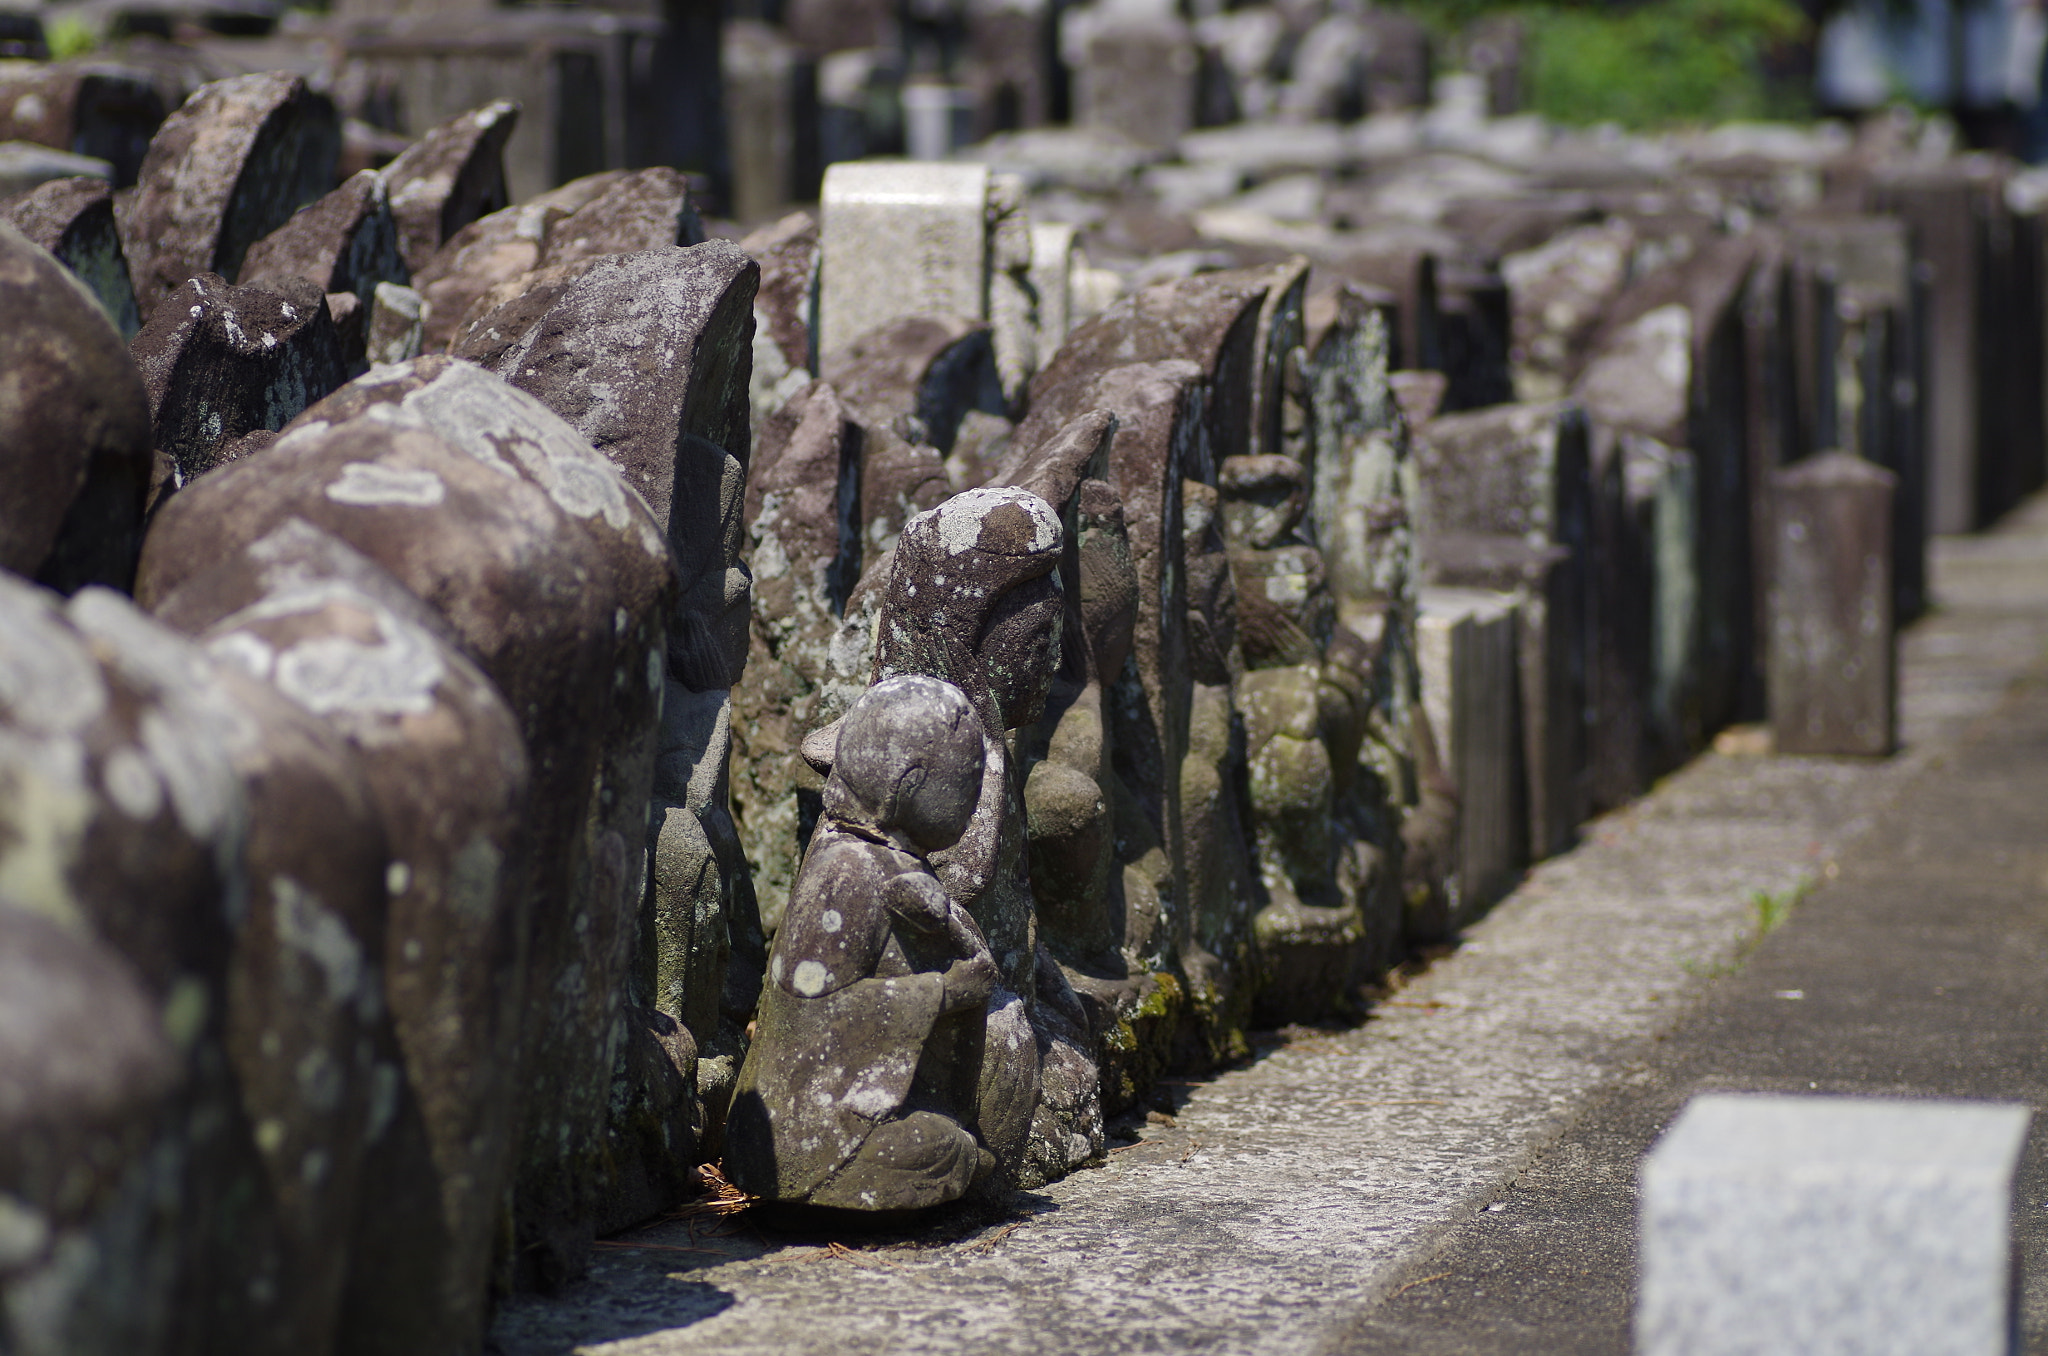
1639 1094 2030 1356
1769 450 1897 757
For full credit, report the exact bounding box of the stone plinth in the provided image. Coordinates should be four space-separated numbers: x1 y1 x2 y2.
1639 1094 2029 1356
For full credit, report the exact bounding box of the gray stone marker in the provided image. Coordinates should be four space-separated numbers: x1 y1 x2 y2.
1062 1 1197 150
1418 587 1524 925
1639 1094 2030 1356
1769 450 1897 757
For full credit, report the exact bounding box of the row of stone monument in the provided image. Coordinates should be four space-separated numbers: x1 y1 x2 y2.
0 68 1421 1353
0 58 2018 1356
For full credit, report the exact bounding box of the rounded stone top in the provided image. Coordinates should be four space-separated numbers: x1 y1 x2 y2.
921 487 1061 560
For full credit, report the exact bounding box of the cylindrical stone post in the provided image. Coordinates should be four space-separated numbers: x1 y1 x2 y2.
1768 451 1897 756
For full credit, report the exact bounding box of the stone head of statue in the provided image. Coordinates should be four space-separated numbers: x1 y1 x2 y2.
875 486 1065 734
823 674 986 854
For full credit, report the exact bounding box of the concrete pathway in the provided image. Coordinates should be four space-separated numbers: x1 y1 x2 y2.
492 498 2048 1356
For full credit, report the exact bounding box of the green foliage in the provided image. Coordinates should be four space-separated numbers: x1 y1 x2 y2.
45 16 99 60
1526 0 1810 127
1392 0 1811 128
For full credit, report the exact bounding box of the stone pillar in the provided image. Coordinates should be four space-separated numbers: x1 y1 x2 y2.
1768 450 1896 758
723 20 818 225
1868 160 2004 535
1640 1095 2028 1356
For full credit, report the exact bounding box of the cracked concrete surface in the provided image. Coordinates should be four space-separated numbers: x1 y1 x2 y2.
492 498 2048 1356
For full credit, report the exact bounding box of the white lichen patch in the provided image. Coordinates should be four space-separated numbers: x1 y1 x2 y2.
324 461 447 508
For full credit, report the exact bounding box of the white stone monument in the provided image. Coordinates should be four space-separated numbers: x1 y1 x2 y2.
818 160 992 363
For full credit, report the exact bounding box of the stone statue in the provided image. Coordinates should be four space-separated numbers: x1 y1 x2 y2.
725 675 1032 1212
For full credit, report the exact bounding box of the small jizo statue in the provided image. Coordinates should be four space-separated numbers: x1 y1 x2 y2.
726 674 1027 1212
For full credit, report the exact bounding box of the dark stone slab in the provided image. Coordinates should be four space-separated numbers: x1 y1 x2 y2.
4 175 142 337
129 271 348 486
379 98 517 276
0 219 152 594
121 71 339 320
238 168 410 300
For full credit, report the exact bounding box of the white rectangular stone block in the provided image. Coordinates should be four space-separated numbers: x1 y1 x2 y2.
1419 587 1524 923
818 160 991 362
1639 1094 2030 1356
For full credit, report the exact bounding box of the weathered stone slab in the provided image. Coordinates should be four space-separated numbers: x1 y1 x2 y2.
121 71 340 320
405 172 616 351
68 585 392 1356
1639 1095 2027 1356
1418 587 1523 923
1768 450 1895 757
151 520 529 1356
0 904 181 1355
365 280 427 365
0 575 246 1356
1416 399 1591 857
130 271 348 486
448 242 757 1180
1501 218 1635 403
0 219 151 594
537 166 705 269
3 175 141 337
1015 360 1208 962
1788 212 1925 625
822 311 1005 465
739 210 819 432
451 240 757 691
1576 237 1757 745
1021 264 1271 468
138 375 668 1288
238 168 410 301
378 98 517 275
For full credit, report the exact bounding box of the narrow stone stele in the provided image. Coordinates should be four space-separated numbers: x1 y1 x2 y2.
1769 450 1897 757
1639 1094 2029 1356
